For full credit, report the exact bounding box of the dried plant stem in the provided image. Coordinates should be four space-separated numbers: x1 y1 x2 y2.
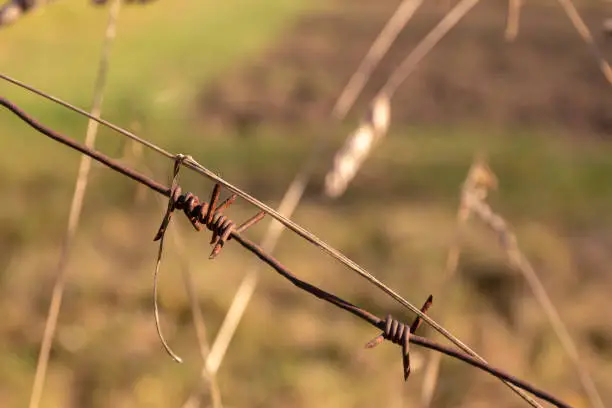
468 196 605 408
203 0 425 377
204 0 540 399
333 0 423 119
422 158 546 408
504 0 522 41
556 0 612 85
27 2 122 408
325 0 479 198
420 208 469 407
421 158 496 408
421 352 442 407
123 139 147 205
381 0 480 98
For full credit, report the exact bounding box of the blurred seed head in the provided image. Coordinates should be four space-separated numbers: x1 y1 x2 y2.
325 94 391 198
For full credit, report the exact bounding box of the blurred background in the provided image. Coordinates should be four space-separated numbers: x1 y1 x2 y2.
0 0 611 407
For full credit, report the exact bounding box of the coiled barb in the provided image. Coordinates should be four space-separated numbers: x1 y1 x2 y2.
366 295 433 380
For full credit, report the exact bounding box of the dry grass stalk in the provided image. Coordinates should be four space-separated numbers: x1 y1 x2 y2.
380 0 481 98
28 2 122 408
324 0 482 200
333 0 423 119
420 157 496 407
466 161 605 408
325 2 544 404
170 222 223 408
604 19 612 36
121 135 147 205
556 0 612 85
504 0 522 42
324 94 390 197
201 0 425 382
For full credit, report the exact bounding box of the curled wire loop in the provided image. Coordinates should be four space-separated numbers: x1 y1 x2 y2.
152 157 266 363
366 295 433 380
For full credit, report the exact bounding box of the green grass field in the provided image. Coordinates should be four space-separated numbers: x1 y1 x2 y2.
1 1 611 407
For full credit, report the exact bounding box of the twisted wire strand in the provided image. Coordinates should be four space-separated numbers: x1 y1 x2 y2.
153 154 189 363
366 295 433 380
0 97 574 408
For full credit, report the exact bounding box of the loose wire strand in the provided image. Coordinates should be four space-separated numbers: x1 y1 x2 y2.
152 155 190 363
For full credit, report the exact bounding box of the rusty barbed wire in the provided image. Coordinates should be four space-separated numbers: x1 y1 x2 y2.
0 75 521 380
0 96 575 408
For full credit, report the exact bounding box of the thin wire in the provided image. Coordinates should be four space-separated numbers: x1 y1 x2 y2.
0 72 174 159
152 155 187 364
153 222 183 363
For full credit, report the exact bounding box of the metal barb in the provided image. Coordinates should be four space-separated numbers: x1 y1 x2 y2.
160 184 265 260
365 295 432 381
410 294 433 333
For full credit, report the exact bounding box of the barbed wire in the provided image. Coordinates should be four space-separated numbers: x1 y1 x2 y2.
0 96 574 408
0 73 515 393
